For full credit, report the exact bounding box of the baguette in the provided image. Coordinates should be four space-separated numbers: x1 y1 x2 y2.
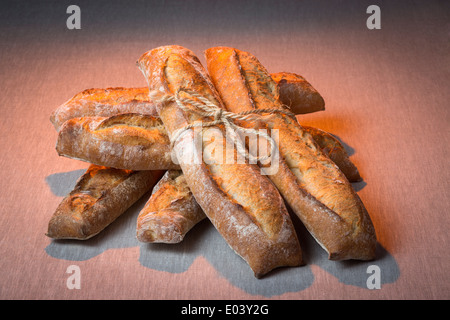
137 45 302 277
46 164 164 240
271 72 325 114
56 113 179 171
50 73 323 131
205 47 376 260
136 170 205 243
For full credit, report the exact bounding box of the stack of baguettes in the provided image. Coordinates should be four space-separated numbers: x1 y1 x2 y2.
46 45 376 278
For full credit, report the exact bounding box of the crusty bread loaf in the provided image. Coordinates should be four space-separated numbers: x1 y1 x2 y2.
137 45 302 277
136 170 205 243
50 73 324 131
50 87 157 131
56 113 179 171
271 72 325 114
302 125 361 182
46 165 164 240
205 46 376 260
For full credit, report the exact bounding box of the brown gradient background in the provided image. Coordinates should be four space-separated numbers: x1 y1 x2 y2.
0 0 448 299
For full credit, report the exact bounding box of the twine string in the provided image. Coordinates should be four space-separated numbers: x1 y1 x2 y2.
149 88 294 163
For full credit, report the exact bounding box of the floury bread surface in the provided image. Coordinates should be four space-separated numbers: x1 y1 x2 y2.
137 45 303 278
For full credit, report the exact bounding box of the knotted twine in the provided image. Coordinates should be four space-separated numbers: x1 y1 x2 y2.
149 88 295 163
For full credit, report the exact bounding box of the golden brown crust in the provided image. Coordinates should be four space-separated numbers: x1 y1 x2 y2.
136 170 205 243
50 87 157 131
205 46 376 261
302 125 361 182
271 72 325 114
137 45 302 277
46 165 164 240
56 113 179 171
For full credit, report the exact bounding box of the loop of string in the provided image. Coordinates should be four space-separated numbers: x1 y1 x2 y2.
149 88 295 163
